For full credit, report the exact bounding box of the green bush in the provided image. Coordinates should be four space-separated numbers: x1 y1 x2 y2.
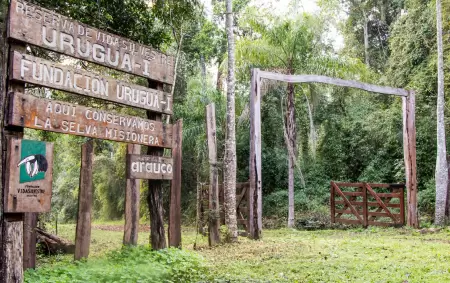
25 247 207 283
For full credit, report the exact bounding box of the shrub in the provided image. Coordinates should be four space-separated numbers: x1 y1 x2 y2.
25 246 207 283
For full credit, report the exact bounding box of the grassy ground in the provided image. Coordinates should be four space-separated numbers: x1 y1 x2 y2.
38 223 450 282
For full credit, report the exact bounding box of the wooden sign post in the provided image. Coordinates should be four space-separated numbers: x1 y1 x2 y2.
74 140 94 260
206 104 220 246
1 0 182 278
169 120 182 248
123 144 141 246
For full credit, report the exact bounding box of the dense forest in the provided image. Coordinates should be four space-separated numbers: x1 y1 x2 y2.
9 0 446 227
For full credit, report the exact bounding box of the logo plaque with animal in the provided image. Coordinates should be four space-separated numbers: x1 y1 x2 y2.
5 138 54 212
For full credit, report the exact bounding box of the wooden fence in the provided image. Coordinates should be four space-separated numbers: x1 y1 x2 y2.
201 182 249 231
330 182 405 227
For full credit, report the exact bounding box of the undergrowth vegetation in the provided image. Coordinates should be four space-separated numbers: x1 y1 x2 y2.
25 246 207 283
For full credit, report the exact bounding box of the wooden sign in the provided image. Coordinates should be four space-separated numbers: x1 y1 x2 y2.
10 51 173 114
8 93 173 148
8 0 175 85
4 138 54 212
126 155 173 180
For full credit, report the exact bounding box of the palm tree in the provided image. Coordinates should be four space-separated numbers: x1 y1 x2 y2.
237 11 367 227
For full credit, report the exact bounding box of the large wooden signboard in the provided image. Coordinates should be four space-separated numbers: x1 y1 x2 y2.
126 155 173 180
8 92 173 148
4 138 54 212
10 51 173 114
8 0 175 85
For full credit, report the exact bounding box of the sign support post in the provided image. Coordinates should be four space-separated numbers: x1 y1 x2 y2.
124 144 141 246
74 140 94 260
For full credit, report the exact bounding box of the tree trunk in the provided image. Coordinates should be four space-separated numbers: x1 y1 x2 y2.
363 10 370 67
224 0 238 241
147 82 167 250
285 82 296 228
435 0 448 226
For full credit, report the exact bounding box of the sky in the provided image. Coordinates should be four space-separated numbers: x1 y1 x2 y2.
202 0 343 50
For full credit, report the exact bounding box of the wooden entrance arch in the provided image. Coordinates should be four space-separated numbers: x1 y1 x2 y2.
248 68 418 239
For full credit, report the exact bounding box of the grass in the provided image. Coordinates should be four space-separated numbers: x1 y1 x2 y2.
34 223 450 282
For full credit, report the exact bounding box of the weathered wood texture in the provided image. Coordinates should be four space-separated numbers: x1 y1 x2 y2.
402 92 419 228
201 182 249 231
74 140 94 260
206 104 220 246
126 155 173 180
4 138 54 213
2 222 23 282
23 213 37 270
168 120 182 248
257 71 409 97
147 82 166 250
8 92 173 148
123 144 140 246
330 182 406 227
249 69 262 240
8 0 175 85
1 33 26 282
10 51 173 114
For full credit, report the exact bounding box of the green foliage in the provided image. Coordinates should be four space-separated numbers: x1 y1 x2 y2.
25 246 207 283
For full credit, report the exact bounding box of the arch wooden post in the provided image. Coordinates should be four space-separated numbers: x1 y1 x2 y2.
249 69 262 240
402 91 419 228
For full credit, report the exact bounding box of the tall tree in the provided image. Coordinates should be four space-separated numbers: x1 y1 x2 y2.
224 0 238 241
237 10 365 227
435 0 448 226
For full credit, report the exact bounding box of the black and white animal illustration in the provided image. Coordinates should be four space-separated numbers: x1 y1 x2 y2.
17 154 48 178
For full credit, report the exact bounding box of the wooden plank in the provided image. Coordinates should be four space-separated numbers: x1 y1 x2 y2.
399 187 405 225
123 144 141 246
10 51 173 114
330 182 335 223
333 182 364 187
374 193 402 198
8 92 173 148
4 138 54 212
126 155 173 180
365 183 397 223
332 183 364 224
342 191 363 196
8 0 175 85
335 209 400 218
23 212 37 270
362 185 368 227
255 70 263 238
257 71 409 96
169 120 182 248
206 103 220 246
335 200 401 208
74 140 94 260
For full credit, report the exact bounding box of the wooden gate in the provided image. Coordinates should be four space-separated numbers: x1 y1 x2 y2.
331 182 405 227
201 182 249 231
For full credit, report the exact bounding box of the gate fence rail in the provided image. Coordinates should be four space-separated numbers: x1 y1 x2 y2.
331 182 405 227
